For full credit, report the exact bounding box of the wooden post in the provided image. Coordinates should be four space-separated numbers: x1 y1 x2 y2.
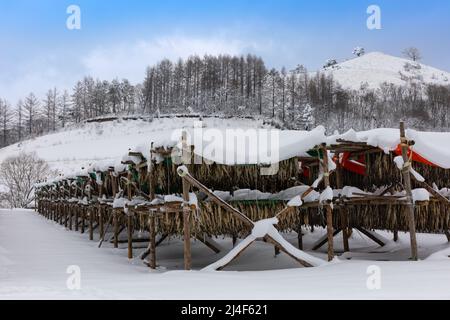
127 212 133 259
149 143 155 200
400 121 418 261
147 145 157 269
74 206 79 231
64 204 68 228
393 229 399 242
89 207 94 241
321 144 335 261
68 205 73 230
182 131 192 270
297 225 303 250
336 153 350 252
274 245 281 256
99 206 104 240
126 171 133 259
59 203 63 224
81 206 85 234
445 230 450 243
148 215 156 269
113 209 119 248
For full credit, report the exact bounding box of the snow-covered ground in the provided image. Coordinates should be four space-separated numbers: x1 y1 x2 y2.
0 117 270 175
320 52 450 90
1 209 450 300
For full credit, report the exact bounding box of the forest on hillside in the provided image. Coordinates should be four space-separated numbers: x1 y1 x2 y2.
0 53 449 148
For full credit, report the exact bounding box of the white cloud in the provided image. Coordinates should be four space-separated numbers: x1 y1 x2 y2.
0 56 82 105
81 35 254 82
0 35 268 105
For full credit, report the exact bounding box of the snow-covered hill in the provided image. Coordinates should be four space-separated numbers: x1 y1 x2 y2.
0 116 270 175
320 52 450 90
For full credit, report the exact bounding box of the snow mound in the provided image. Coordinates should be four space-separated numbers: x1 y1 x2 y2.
320 52 450 90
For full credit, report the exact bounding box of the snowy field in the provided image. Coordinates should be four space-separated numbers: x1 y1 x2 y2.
0 117 270 175
1 209 450 300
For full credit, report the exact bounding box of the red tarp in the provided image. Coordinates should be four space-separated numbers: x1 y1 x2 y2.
339 145 437 176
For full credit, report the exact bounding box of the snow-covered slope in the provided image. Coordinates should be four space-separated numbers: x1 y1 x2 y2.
0 117 271 175
320 52 450 90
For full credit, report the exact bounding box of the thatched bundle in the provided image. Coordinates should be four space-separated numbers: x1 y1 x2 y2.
152 157 309 194
336 201 450 233
331 151 450 190
150 199 450 237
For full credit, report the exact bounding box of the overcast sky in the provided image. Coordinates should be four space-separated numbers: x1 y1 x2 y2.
1 0 450 104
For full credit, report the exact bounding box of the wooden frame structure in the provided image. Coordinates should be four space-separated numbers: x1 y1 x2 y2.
35 122 450 270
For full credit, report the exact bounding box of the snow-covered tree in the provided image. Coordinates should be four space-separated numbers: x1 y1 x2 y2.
324 59 338 68
300 104 315 130
352 47 365 57
402 47 422 62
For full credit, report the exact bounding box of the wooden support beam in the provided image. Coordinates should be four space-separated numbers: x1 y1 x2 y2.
393 229 399 242
127 171 133 260
400 121 418 261
274 245 281 256
98 211 113 248
232 236 237 247
196 235 221 254
127 213 133 259
99 206 104 239
182 178 192 270
64 204 68 228
148 143 155 201
181 131 192 271
113 209 119 248
216 238 257 271
74 207 79 231
181 132 192 270
335 153 350 253
59 204 63 224
140 234 168 260
68 205 73 230
80 207 85 234
89 208 94 241
297 226 303 250
148 215 157 269
265 235 314 268
312 229 342 251
321 145 335 261
355 228 386 247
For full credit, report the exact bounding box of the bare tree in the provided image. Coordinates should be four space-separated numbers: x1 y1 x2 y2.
23 93 39 136
403 47 422 62
0 99 13 147
59 90 70 128
16 99 23 141
0 152 51 208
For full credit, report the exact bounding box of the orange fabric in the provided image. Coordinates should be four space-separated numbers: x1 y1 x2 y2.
340 152 366 176
337 145 438 176
393 145 437 167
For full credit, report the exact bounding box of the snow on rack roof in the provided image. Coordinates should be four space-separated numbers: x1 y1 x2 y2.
329 128 450 169
130 125 327 166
